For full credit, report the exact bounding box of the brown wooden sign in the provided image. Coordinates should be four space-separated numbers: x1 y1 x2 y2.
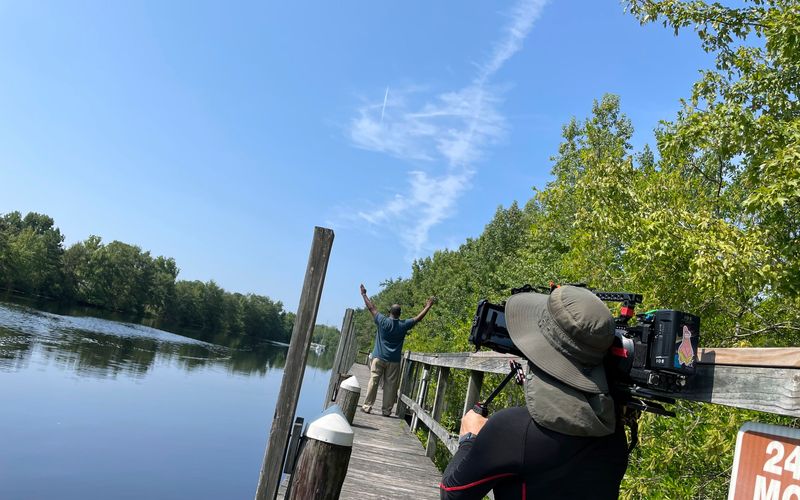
729 422 800 500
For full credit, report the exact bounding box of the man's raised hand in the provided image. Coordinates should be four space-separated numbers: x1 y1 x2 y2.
426 296 436 308
360 284 367 296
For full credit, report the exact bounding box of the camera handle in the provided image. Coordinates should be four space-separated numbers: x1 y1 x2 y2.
472 360 525 417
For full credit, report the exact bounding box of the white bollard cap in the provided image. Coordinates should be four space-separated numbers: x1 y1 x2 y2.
340 376 360 393
305 405 354 447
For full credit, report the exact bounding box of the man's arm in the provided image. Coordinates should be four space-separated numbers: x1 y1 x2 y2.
360 284 378 318
412 296 435 323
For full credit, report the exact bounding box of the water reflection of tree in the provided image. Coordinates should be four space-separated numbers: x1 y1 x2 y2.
0 324 335 379
0 330 34 370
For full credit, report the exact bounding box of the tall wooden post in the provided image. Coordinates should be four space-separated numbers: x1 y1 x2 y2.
255 227 334 500
324 309 354 408
338 313 356 374
462 370 484 416
343 320 359 373
426 367 450 458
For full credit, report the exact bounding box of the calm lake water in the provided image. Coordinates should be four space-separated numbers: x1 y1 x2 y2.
0 300 334 499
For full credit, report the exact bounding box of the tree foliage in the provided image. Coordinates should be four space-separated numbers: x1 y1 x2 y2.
0 211 297 344
312 324 341 352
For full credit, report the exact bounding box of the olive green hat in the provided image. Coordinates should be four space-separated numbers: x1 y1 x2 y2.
505 285 615 394
506 286 617 436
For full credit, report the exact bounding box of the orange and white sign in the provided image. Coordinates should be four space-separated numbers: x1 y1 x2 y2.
729 422 800 500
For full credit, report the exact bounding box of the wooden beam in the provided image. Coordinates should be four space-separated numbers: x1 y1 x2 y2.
411 348 800 371
679 364 800 417
410 351 519 374
401 394 459 455
697 347 800 368
255 226 334 500
410 349 800 418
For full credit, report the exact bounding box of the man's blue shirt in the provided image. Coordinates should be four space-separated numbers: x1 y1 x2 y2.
371 313 416 363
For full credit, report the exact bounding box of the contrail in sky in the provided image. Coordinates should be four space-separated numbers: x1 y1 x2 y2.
380 86 389 124
347 0 548 258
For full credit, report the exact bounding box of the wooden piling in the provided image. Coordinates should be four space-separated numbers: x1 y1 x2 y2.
255 226 334 500
336 376 361 425
287 406 353 500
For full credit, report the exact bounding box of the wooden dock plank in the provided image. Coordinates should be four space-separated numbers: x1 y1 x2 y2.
339 362 443 500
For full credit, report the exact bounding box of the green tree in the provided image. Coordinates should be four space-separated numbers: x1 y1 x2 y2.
0 211 65 297
626 0 800 343
150 256 178 316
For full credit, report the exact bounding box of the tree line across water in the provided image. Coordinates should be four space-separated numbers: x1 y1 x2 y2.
353 2 799 498
0 211 339 347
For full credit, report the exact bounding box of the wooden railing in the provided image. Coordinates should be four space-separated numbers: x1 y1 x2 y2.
395 348 800 459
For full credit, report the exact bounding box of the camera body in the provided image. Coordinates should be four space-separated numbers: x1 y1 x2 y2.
608 309 699 392
469 291 700 394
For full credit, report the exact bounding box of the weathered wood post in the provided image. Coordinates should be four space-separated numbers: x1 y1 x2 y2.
287 406 354 500
426 367 450 458
343 320 359 373
411 364 430 432
324 309 354 408
254 226 334 500
336 376 361 425
395 351 413 418
462 370 484 416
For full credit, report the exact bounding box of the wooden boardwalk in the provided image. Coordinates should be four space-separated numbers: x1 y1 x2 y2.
338 362 443 500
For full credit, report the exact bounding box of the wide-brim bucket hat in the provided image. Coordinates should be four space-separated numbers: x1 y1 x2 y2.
505 286 615 394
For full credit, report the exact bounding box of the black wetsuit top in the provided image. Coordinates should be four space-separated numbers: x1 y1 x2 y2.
440 407 629 500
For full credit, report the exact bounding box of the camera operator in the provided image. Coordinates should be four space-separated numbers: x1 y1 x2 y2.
440 286 629 499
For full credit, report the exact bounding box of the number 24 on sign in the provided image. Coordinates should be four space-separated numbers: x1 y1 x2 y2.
758 440 800 499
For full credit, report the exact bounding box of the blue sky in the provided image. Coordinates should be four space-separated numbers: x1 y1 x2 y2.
0 1 714 326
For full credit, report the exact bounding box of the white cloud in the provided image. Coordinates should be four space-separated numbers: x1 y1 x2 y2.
346 0 548 258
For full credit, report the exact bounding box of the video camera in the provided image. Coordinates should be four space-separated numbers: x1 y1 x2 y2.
469 283 700 416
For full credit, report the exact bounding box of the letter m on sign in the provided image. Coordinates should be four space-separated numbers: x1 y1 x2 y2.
753 475 780 500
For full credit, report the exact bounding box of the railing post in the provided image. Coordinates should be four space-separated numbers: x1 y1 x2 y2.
395 351 413 418
426 367 450 458
255 227 334 500
324 309 354 408
411 364 430 432
462 370 484 416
